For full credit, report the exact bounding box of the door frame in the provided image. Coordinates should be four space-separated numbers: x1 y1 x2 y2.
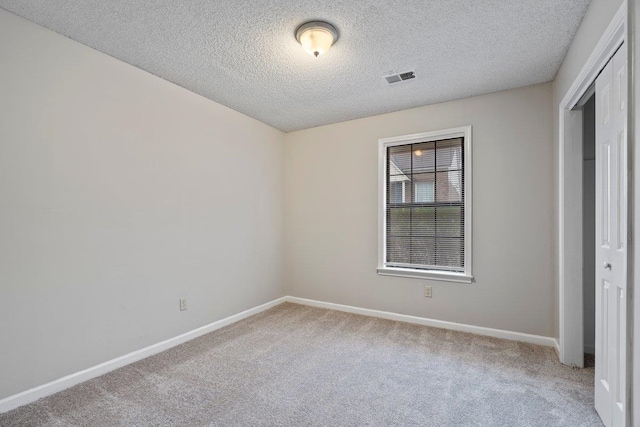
558 2 627 368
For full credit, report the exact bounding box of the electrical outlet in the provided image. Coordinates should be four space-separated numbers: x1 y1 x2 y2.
179 298 187 311
424 286 432 298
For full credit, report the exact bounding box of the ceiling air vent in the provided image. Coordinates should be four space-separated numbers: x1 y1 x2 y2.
384 70 416 84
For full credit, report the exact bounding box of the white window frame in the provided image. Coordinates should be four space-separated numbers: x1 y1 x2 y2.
377 126 473 283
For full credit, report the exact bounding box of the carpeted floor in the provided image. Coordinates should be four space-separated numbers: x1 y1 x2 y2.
0 302 602 426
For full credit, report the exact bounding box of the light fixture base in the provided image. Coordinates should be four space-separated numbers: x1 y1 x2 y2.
295 21 339 44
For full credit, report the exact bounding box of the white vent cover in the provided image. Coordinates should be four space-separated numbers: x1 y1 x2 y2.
384 70 416 84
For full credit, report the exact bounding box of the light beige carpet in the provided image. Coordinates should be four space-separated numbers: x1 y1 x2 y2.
0 302 601 426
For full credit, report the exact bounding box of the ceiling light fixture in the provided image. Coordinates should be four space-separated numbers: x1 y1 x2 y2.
296 21 338 57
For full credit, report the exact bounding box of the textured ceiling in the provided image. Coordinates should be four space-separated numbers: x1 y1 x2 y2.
0 1 591 132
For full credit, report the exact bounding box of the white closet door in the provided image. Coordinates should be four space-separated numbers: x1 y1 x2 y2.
594 44 627 427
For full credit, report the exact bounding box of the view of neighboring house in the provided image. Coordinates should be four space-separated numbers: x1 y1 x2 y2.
386 138 464 271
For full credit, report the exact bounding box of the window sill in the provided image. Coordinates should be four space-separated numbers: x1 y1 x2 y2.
377 267 473 283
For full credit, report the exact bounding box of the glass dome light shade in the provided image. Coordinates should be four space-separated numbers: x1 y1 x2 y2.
296 21 338 57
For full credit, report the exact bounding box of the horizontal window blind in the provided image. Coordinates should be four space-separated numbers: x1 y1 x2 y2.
386 137 464 272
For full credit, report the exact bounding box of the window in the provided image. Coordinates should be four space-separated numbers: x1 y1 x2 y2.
377 126 472 283
389 181 406 203
414 182 434 203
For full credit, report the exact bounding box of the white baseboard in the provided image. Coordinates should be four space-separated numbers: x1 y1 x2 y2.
0 296 287 414
1 294 559 414
554 339 561 357
285 296 558 348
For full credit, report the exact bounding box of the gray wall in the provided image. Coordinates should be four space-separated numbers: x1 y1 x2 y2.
0 10 285 400
285 83 555 337
582 95 595 355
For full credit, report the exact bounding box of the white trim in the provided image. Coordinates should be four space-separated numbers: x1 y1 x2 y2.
0 296 287 414
376 267 472 283
0 294 559 414
559 5 626 110
575 83 597 109
286 296 556 347
554 339 561 358
379 127 469 146
378 126 473 282
558 2 626 367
